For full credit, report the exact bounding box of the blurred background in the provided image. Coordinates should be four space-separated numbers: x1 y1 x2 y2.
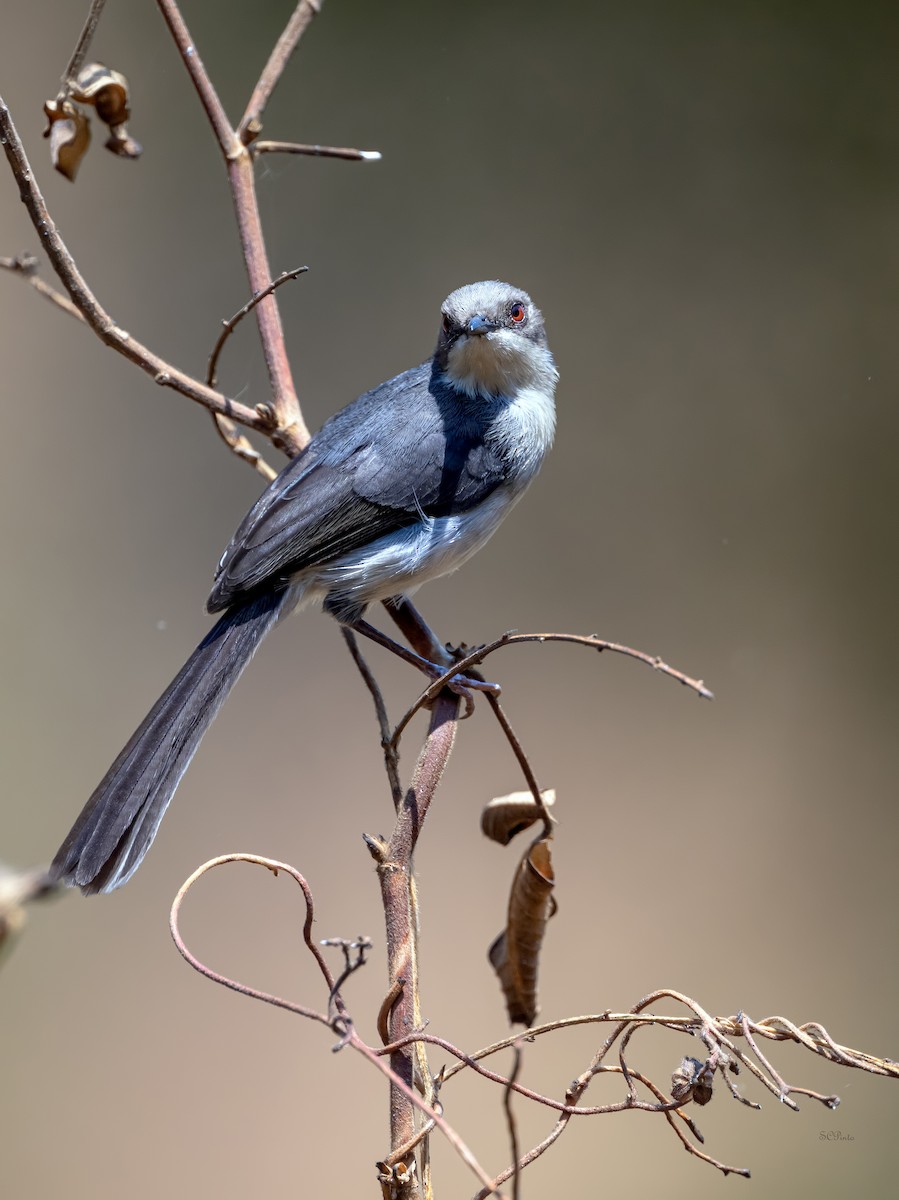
2 1 897 1195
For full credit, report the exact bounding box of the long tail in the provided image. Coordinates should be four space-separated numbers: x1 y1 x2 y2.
50 587 294 894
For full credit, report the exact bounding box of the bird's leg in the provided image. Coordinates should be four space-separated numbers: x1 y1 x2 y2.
381 595 448 665
347 617 501 711
381 596 501 695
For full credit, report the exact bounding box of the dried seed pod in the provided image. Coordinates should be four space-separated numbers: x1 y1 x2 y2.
72 63 130 126
42 99 91 182
481 788 555 845
105 124 143 159
72 64 142 160
489 836 556 1026
671 1056 714 1106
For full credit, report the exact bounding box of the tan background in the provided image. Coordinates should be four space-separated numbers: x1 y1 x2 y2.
2 2 897 1196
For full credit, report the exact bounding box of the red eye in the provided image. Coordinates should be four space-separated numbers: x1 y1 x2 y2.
509 302 526 324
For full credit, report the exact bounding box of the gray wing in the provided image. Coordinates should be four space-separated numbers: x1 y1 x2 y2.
208 363 509 612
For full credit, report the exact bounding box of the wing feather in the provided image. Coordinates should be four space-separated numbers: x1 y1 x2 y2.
208 363 509 612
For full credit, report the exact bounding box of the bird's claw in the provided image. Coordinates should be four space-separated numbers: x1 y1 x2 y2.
425 664 501 718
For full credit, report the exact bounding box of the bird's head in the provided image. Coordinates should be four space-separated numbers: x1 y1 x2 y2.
436 281 555 400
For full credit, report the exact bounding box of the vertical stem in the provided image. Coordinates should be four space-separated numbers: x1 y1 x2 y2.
156 0 308 453
227 155 308 450
375 693 460 1196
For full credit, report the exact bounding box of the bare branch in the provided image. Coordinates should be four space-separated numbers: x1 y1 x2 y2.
226 158 307 443
207 266 309 391
371 693 461 1186
484 695 552 832
169 853 337 1028
252 139 381 162
503 1044 523 1200
155 0 307 449
205 266 308 478
155 0 240 156
0 99 276 434
169 855 501 1195
0 253 84 320
60 0 108 94
349 1030 505 1198
390 630 713 747
342 627 403 808
239 1 323 141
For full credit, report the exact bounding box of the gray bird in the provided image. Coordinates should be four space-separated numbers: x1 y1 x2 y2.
50 280 558 893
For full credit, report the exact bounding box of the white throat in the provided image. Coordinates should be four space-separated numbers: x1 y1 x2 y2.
444 329 558 402
443 331 558 486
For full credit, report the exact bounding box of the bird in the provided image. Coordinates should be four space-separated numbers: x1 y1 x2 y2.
49 280 558 894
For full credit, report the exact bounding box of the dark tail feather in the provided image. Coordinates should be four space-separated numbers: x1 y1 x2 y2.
50 587 293 894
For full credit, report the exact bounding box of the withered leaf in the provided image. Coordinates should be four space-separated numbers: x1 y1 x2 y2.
481 788 555 845
43 100 91 182
489 836 556 1026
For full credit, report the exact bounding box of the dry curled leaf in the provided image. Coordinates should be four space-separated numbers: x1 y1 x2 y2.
481 788 555 845
43 99 91 181
71 63 142 161
489 836 556 1026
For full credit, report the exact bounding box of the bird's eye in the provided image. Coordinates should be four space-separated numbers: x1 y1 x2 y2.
509 302 527 324
442 314 452 334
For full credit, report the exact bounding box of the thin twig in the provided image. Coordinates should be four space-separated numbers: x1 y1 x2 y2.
503 1044 523 1200
210 414 279 481
321 936 372 1028
155 0 307 451
348 1030 505 1198
0 254 85 321
228 156 306 446
382 1031 683 1118
484 695 552 832
473 1114 571 1200
627 1068 751 1178
739 1013 839 1109
239 1 323 141
342 627 403 808
60 0 108 93
155 0 239 156
0 99 275 434
390 630 713 748
170 854 500 1195
205 266 308 479
207 266 309 390
169 854 338 1027
252 139 381 161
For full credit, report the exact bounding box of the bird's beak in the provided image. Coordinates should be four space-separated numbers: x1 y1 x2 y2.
466 314 499 337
